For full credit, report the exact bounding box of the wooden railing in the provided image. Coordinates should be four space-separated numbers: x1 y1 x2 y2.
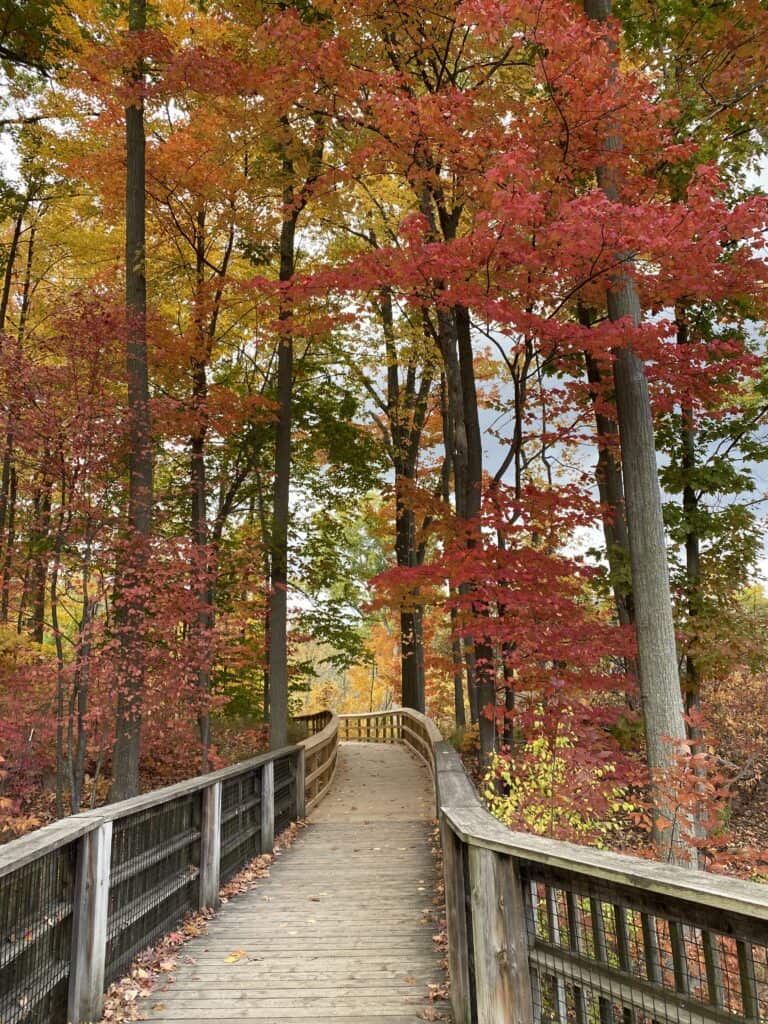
340 708 768 1024
0 714 342 1024
294 710 339 813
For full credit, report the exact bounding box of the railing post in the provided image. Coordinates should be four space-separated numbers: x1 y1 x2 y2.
468 845 533 1024
199 781 222 910
294 747 306 819
441 819 473 1024
261 761 275 851
68 820 112 1024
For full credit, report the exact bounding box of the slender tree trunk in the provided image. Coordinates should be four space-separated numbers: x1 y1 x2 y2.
676 310 702 731
584 0 690 862
71 546 95 816
1 466 16 622
27 473 52 643
191 210 213 768
454 304 496 761
0 205 26 331
268 177 298 751
112 0 152 801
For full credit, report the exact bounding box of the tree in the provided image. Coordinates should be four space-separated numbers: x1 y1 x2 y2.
111 0 153 801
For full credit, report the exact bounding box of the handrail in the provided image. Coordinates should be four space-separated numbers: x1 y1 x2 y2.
295 710 339 812
0 713 341 1024
338 708 768 1024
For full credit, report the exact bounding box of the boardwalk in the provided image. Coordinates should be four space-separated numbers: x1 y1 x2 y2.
140 742 450 1023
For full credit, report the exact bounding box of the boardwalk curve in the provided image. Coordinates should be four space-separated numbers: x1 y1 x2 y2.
140 742 450 1023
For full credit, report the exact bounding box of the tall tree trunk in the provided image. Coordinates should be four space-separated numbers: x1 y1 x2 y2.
0 204 26 331
676 310 702 733
112 0 152 802
439 374 468 727
382 286 429 712
454 304 496 761
191 209 213 768
268 181 298 751
28 473 51 643
0 466 16 622
584 0 690 862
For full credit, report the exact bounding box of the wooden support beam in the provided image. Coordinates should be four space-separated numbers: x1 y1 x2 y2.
294 747 306 819
441 819 472 1024
468 845 533 1024
199 782 222 910
261 760 275 852
68 821 112 1024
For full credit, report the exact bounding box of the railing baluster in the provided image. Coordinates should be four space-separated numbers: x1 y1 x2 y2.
613 903 636 1024
641 912 662 985
669 920 691 996
590 896 613 1024
545 885 567 1023
565 891 588 1024
525 880 543 1023
737 939 760 1021
703 929 725 1009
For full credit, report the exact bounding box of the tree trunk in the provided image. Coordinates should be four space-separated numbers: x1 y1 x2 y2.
454 304 496 761
268 183 298 751
676 310 702 734
0 465 16 622
28 473 52 644
112 0 152 802
191 209 213 768
584 0 689 862
0 204 26 332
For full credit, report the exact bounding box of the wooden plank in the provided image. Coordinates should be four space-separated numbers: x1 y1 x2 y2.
468 845 533 1024
68 820 113 1024
200 782 222 910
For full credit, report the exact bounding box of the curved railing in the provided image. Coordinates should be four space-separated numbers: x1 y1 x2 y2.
0 713 341 1024
340 708 768 1024
294 710 339 813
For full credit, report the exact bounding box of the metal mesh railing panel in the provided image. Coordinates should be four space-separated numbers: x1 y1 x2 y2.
0 844 75 1024
523 868 768 1024
219 768 262 884
104 793 201 984
274 754 294 835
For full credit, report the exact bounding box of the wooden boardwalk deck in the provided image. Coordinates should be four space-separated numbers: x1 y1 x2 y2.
139 742 451 1023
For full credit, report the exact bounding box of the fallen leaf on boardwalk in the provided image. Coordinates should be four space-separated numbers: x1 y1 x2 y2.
224 949 247 963
158 959 175 972
404 975 417 985
151 1004 165 1012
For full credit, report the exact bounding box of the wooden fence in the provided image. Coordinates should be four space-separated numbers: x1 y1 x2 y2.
342 708 768 1024
0 716 339 1024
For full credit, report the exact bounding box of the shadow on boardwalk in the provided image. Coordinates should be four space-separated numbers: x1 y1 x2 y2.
140 742 451 1023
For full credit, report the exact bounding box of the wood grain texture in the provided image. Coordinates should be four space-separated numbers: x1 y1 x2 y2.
140 742 451 1023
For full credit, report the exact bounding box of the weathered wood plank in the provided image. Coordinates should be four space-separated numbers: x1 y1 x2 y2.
468 845 533 1024
199 782 222 910
68 820 112 1024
